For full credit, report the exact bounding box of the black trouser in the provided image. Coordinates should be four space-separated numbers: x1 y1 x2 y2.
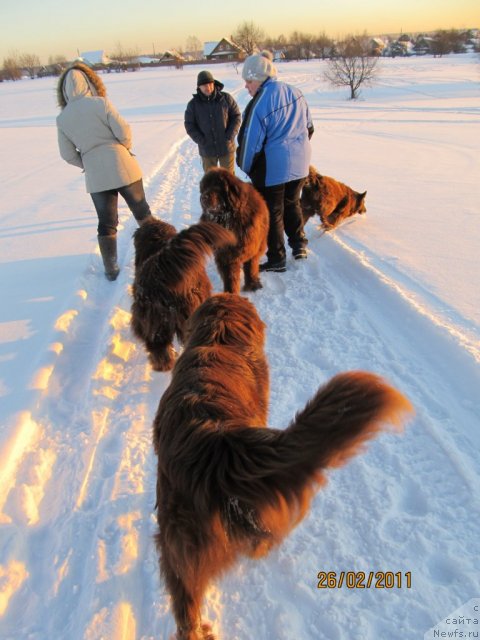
257 178 307 263
90 179 152 237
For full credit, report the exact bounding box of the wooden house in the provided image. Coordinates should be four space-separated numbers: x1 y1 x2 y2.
204 38 244 61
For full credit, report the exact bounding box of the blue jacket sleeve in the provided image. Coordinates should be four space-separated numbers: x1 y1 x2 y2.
305 100 314 139
237 100 267 176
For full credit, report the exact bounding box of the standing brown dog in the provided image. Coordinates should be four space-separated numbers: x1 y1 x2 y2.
131 218 234 371
199 168 268 293
153 293 413 640
301 165 367 230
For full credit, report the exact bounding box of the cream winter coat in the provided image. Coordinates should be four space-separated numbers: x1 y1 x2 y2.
56 64 142 193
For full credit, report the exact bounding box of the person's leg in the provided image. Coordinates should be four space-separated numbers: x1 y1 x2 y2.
259 183 287 269
284 178 308 258
218 153 235 174
201 156 218 173
119 179 152 225
91 189 118 237
90 190 120 280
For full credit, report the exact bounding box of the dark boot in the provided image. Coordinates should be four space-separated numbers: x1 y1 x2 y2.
98 235 120 281
292 246 308 260
259 258 287 273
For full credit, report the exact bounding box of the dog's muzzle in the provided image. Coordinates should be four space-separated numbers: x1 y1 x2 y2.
200 194 223 212
203 210 232 229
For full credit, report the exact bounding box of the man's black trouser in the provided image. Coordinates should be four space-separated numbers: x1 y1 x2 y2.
256 178 307 263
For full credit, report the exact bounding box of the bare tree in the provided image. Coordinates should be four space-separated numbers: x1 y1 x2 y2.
232 21 265 56
48 54 68 66
314 32 334 59
431 29 467 57
186 35 203 60
110 42 139 64
2 54 22 81
19 53 41 79
288 31 303 60
47 55 68 75
263 33 287 53
300 33 316 61
324 36 380 99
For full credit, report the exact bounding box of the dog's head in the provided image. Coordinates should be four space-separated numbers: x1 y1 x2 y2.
133 218 176 268
353 190 367 215
199 168 243 228
184 293 265 350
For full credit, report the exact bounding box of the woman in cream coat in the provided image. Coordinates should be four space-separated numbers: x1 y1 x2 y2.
56 62 152 280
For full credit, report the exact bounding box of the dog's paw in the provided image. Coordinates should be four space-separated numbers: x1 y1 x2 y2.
320 221 334 232
150 345 177 372
173 623 215 640
201 622 216 640
243 279 263 292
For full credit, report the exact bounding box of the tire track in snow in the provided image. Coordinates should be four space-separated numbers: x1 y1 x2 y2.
0 134 197 522
0 136 201 639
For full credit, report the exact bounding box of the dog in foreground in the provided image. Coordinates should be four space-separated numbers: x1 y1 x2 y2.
131 217 234 371
301 165 367 230
199 167 269 294
152 293 413 639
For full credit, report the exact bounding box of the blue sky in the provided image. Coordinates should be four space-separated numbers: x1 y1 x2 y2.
1 0 478 62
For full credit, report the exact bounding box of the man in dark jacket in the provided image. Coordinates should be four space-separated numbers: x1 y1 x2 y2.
184 70 241 174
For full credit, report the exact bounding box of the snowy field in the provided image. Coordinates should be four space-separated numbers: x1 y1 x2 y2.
0 54 479 639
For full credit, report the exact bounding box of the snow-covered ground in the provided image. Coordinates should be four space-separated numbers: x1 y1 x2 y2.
0 54 479 640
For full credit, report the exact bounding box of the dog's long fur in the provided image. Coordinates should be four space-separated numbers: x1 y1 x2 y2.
131 218 234 371
301 165 367 230
153 293 413 639
199 168 269 294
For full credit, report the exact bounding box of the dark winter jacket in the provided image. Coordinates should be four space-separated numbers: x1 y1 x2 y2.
237 77 314 187
184 81 241 158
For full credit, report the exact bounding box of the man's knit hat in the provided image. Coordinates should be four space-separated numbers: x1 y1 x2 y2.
197 70 215 86
242 50 277 82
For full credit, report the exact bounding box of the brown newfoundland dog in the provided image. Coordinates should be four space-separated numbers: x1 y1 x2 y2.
152 293 413 640
199 168 269 294
301 165 367 230
130 218 234 371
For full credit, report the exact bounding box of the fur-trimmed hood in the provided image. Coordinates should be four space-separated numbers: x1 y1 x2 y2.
57 62 106 109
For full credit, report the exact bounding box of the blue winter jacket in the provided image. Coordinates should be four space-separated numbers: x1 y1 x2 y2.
237 77 313 187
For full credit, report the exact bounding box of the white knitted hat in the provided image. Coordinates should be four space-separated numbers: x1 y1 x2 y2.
242 52 277 82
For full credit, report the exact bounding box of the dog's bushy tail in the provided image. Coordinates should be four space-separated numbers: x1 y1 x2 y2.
142 222 235 287
213 371 412 519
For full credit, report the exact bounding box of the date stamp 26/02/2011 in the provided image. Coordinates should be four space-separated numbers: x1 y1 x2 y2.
317 571 412 589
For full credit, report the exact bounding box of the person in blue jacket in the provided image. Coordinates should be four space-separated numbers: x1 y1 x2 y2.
237 51 314 272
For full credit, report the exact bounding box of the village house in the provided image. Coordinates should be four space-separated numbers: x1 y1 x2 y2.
204 38 244 61
79 50 112 66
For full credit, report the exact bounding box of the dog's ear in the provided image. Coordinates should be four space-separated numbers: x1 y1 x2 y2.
223 172 242 202
357 191 367 202
199 171 211 193
185 315 229 347
356 191 367 213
